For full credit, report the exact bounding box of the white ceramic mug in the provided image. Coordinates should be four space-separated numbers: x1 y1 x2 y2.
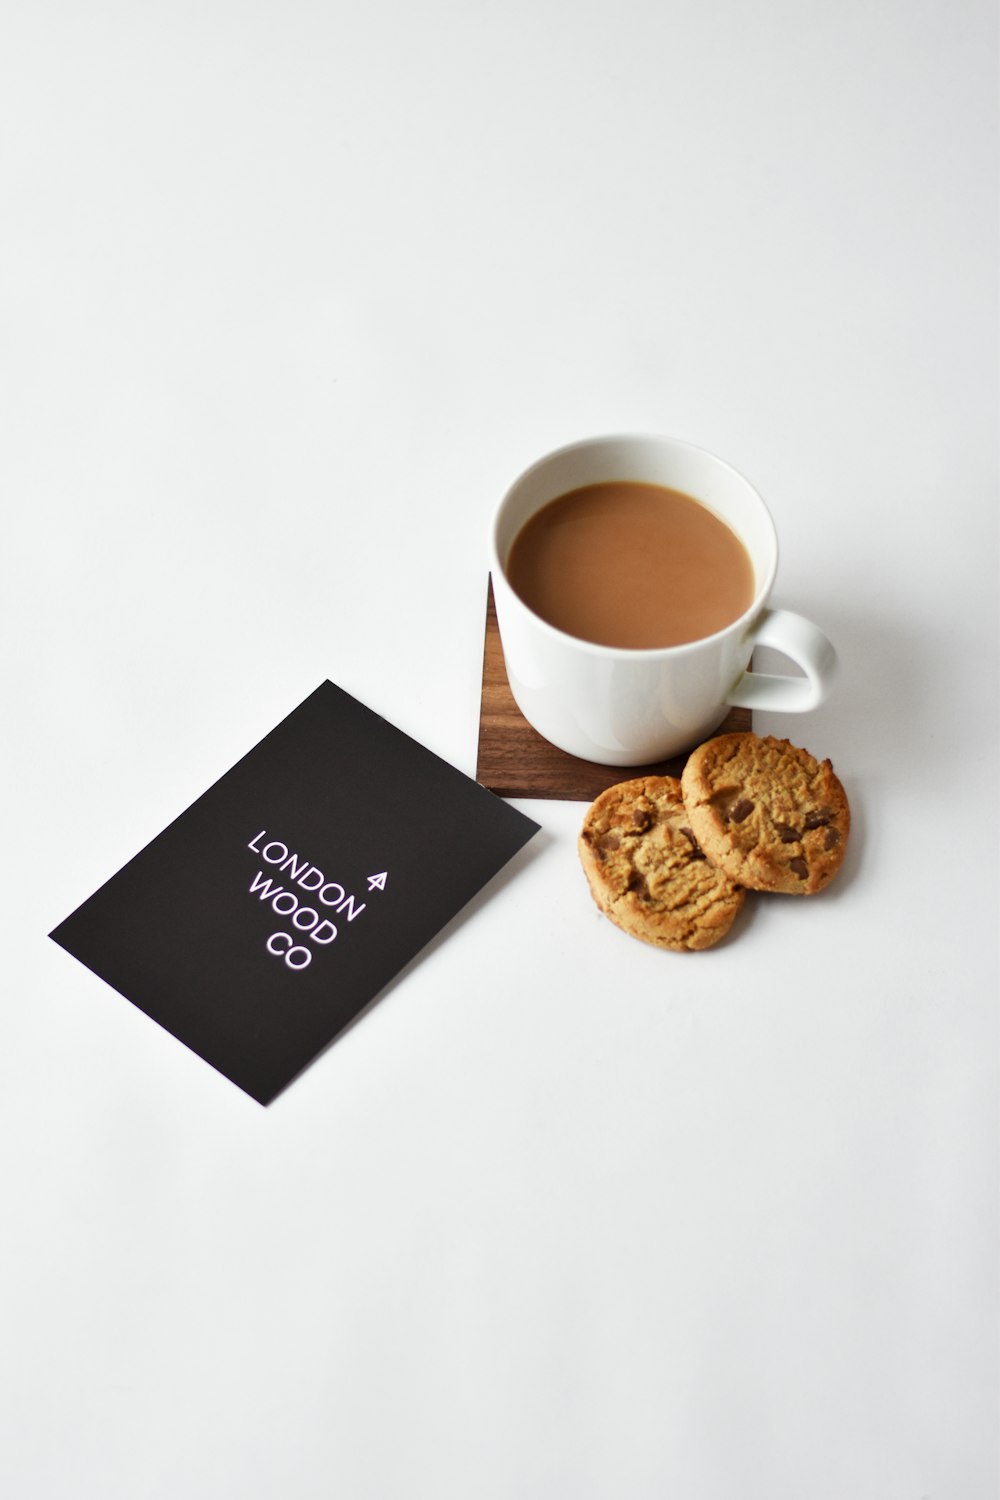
490 434 837 766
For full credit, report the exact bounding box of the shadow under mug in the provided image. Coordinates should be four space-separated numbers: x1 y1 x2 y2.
490 434 837 767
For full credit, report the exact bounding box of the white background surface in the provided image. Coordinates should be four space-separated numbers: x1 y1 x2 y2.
2 3 997 1497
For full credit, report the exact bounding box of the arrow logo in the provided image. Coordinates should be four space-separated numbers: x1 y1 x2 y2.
367 872 388 892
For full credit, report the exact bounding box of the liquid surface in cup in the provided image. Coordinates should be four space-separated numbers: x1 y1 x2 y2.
505 480 755 649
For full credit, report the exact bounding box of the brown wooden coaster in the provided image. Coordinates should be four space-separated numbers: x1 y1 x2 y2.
476 577 752 801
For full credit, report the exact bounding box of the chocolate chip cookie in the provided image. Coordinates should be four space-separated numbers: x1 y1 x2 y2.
680 733 850 895
578 775 745 951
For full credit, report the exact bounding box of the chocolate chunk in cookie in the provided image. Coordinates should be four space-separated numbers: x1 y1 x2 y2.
680 733 850 895
578 776 745 951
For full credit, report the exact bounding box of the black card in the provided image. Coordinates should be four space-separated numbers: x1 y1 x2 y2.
50 682 539 1104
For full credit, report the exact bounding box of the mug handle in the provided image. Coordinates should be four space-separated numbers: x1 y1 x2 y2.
726 608 838 712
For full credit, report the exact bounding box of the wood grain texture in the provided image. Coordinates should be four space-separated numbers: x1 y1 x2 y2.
476 577 752 801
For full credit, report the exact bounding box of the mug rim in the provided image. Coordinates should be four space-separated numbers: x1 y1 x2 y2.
490 433 779 660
